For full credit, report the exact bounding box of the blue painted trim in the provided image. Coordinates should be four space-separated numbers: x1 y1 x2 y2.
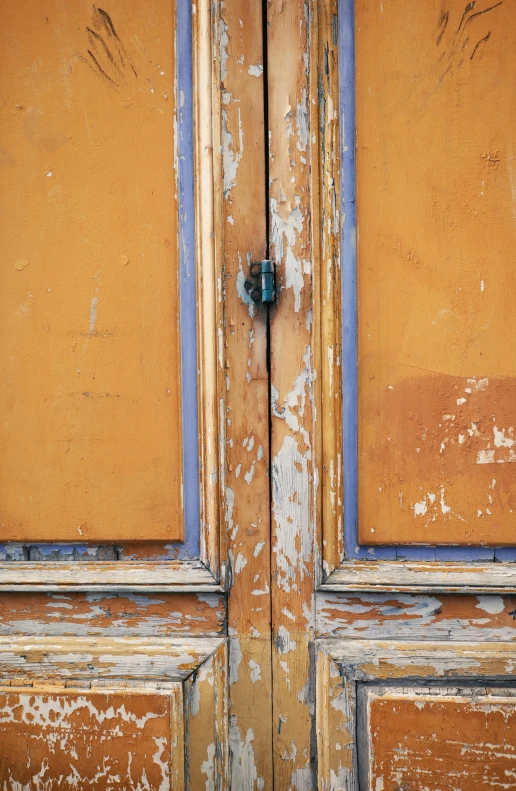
172 0 200 557
338 0 515 562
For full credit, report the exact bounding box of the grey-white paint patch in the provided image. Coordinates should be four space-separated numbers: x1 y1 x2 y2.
248 64 263 77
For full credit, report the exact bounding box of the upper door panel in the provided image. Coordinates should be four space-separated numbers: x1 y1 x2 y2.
350 0 516 545
1 0 197 543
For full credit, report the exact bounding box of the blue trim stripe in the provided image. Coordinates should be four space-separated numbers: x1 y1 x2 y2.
173 0 200 557
0 0 200 559
338 0 515 562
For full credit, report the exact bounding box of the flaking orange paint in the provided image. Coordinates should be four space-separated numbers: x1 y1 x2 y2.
356 0 516 545
0 0 183 541
368 691 516 790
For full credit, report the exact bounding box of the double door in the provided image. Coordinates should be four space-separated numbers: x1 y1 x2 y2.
1 0 516 788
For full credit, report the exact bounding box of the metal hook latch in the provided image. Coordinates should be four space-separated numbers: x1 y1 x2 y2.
247 260 276 304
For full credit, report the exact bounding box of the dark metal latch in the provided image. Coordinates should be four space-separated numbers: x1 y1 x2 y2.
248 260 276 304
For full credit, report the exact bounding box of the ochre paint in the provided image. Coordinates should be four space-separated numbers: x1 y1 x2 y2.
356 0 516 545
368 690 516 790
0 0 183 541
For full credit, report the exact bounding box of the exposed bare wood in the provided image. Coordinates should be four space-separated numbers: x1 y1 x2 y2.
0 561 221 592
0 635 224 682
0 592 225 638
316 591 516 641
215 0 273 785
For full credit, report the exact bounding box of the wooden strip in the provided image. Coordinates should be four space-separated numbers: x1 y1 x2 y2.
192 0 225 576
0 635 224 682
316 591 516 641
0 592 225 637
215 0 273 786
314 0 343 580
323 561 516 593
0 560 220 591
319 639 516 680
185 640 229 789
316 649 357 791
268 0 319 784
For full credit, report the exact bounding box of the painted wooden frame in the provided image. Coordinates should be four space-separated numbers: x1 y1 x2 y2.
0 0 226 590
316 638 516 789
0 636 228 788
315 0 516 591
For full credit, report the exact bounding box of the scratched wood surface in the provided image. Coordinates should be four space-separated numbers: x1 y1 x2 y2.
0 591 225 637
268 0 315 785
213 0 273 786
355 0 516 545
317 591 516 641
0 0 186 542
366 688 516 791
317 640 516 789
268 0 339 786
0 686 184 789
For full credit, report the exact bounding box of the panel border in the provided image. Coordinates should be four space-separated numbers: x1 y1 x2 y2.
0 0 226 588
316 0 516 590
0 637 228 790
316 638 516 790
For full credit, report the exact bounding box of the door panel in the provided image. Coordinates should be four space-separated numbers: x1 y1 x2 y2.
354 0 516 546
0 687 185 789
365 687 516 790
1 0 185 542
316 639 516 790
0 638 227 790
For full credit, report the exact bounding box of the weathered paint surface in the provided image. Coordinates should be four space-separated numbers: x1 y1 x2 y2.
367 689 516 791
0 686 183 790
0 591 225 637
0 0 184 542
0 640 227 790
268 0 341 786
317 592 516 641
268 0 316 785
214 0 273 786
355 0 516 545
317 640 516 790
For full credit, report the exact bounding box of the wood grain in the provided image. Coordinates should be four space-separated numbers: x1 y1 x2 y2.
367 688 516 791
215 0 273 786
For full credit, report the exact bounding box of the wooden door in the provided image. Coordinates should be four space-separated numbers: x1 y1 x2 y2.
2 0 516 788
0 0 271 786
304 0 516 789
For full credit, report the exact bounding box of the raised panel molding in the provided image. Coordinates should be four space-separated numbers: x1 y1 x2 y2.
0 636 228 789
316 639 516 790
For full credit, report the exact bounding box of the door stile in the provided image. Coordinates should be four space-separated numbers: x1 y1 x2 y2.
215 1 273 787
267 0 337 785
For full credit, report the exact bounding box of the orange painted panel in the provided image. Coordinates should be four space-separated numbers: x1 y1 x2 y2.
0 0 183 541
368 689 516 790
356 0 516 544
0 687 182 789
